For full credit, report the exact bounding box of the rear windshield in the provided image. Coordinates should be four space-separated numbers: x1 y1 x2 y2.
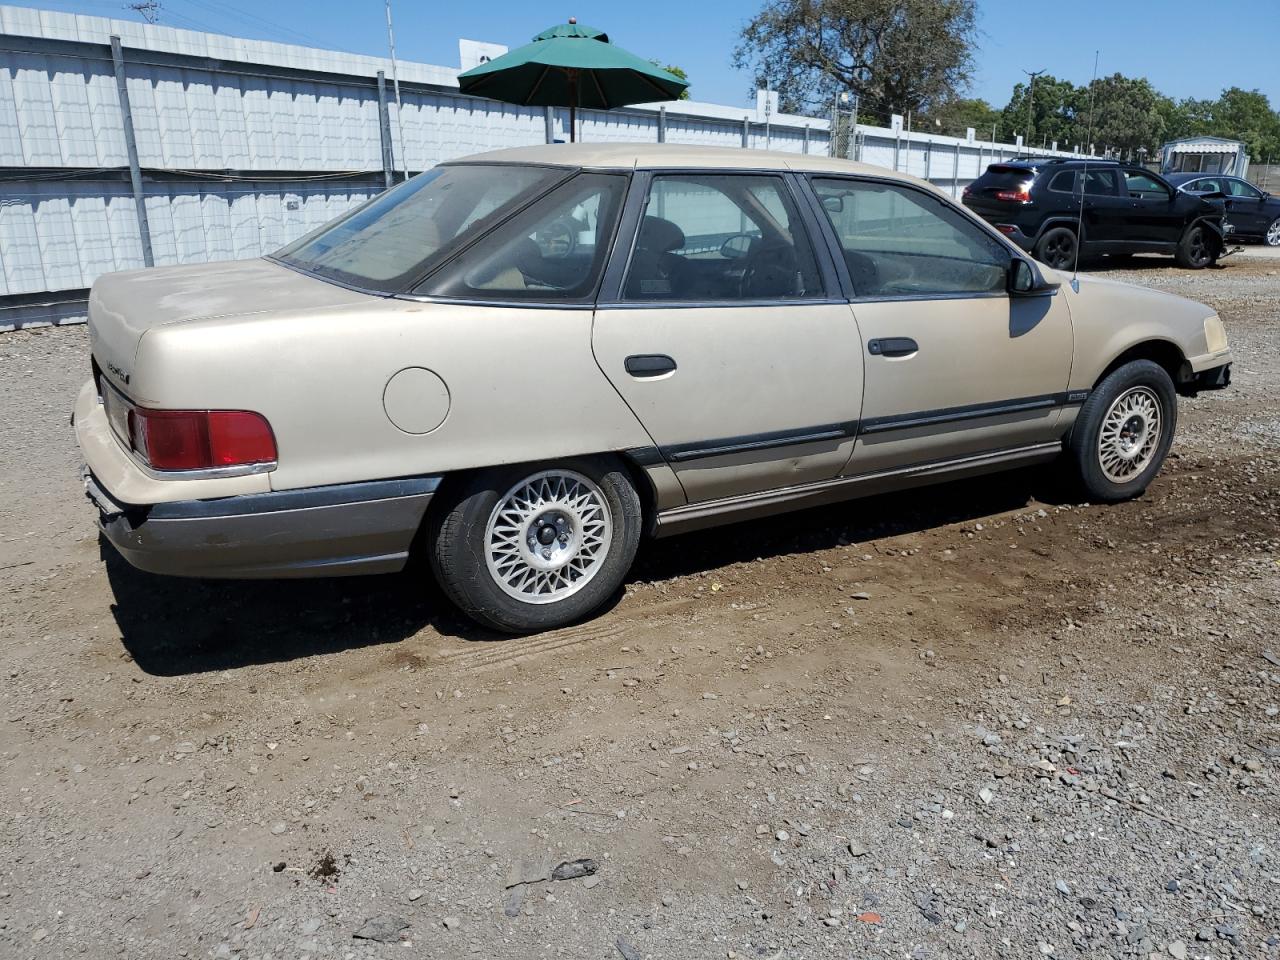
970 164 1036 191
273 164 561 292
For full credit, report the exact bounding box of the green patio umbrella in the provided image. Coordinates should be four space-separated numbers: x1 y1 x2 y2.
457 18 688 142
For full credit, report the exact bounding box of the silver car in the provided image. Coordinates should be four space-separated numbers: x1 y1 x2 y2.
75 144 1233 632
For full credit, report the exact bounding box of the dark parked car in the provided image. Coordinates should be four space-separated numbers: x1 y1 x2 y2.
962 159 1224 270
1166 173 1280 247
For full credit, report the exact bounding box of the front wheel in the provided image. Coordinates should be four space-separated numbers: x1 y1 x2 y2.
1174 223 1216 268
1068 360 1177 502
428 458 642 633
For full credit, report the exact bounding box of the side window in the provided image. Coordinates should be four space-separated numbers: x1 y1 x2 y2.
1188 178 1219 194
1124 170 1171 199
623 175 823 301
1048 170 1076 193
1083 170 1119 196
416 173 626 302
811 178 1010 298
1226 179 1262 199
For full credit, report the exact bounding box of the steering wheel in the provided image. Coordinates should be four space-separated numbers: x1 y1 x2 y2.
534 218 577 259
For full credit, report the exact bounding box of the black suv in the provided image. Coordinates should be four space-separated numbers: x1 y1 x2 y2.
962 159 1224 270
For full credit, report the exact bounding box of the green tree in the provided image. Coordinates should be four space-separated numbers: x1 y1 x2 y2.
651 61 691 100
732 0 979 116
917 96 1000 138
1088 74 1167 156
999 74 1080 148
1208 87 1280 158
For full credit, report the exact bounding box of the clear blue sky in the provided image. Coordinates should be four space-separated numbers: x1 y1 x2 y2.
15 0 1280 110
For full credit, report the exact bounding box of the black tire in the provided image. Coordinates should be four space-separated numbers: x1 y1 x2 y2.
1034 226 1078 271
428 457 642 633
1069 359 1177 503
1174 223 1215 268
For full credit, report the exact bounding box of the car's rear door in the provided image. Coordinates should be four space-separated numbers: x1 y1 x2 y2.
591 170 863 504
808 175 1074 474
1121 169 1182 244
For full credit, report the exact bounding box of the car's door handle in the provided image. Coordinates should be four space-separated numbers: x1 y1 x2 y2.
624 354 677 377
867 337 918 358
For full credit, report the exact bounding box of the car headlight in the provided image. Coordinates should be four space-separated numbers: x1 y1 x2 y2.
1203 315 1228 354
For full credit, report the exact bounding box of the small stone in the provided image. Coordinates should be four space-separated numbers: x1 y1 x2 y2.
775 830 790 842
353 915 409 942
270 822 287 835
175 741 197 754
616 937 641 960
847 841 870 857
978 787 995 805
736 878 749 890
551 858 598 881
407 888 423 902
300 918 322 935
582 875 601 889
1165 879 1180 893
1055 879 1072 896
850 592 871 600
442 916 460 930
31 929 48 943
1168 942 1188 960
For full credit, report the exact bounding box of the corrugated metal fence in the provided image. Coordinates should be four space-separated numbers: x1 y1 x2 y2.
0 5 1087 331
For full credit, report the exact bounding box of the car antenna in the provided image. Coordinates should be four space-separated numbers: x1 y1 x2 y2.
1071 50 1100 292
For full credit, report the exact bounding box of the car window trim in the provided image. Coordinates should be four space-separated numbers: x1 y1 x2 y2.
599 168 836 308
801 172 1020 303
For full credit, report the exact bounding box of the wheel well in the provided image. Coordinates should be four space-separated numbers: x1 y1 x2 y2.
1096 340 1193 393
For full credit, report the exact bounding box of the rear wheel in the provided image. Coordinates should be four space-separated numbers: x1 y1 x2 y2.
1069 360 1177 502
1265 216 1280 247
1174 223 1215 268
1034 227 1078 270
428 458 642 633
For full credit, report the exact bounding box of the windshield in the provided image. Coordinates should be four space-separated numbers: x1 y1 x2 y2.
273 164 562 292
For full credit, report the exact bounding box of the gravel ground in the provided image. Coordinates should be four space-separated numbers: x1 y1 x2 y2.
1 256 1278 960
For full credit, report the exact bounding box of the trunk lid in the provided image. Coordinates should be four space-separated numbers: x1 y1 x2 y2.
89 258 374 394
963 164 1038 217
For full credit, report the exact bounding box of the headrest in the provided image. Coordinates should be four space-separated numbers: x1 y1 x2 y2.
637 216 684 253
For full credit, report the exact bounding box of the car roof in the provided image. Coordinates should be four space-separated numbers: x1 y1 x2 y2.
1164 172 1231 183
447 142 937 189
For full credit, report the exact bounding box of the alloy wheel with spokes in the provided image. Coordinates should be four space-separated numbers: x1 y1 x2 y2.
1097 386 1162 483
428 457 642 633
484 470 613 604
1035 227 1077 271
1266 217 1280 247
1068 358 1177 503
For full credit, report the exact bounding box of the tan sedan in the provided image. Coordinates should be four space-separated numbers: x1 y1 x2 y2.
74 144 1233 632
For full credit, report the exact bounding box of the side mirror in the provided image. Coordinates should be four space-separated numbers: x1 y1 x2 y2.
821 194 844 213
719 234 753 260
1009 258 1061 296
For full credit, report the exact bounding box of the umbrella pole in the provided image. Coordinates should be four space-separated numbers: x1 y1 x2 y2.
568 69 577 143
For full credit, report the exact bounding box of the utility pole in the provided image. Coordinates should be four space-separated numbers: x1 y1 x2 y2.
384 0 409 181
1023 68 1046 149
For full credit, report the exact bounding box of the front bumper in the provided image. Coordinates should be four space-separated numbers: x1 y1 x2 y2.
84 469 439 579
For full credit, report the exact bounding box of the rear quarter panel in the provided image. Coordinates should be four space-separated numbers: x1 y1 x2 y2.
131 300 655 492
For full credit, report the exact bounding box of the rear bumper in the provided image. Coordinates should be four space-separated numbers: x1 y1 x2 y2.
84 469 439 579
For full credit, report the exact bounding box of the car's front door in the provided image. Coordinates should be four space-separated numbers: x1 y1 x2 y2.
1224 177 1270 236
1121 169 1182 244
809 176 1074 474
1070 168 1129 245
591 171 863 504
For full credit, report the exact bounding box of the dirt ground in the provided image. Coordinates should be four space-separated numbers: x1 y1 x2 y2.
2 254 1278 960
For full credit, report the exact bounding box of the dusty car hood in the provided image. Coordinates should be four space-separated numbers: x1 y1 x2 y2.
88 258 374 390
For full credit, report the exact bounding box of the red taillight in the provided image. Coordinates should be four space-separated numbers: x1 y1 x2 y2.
994 188 1032 203
129 407 276 471
995 224 1018 235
